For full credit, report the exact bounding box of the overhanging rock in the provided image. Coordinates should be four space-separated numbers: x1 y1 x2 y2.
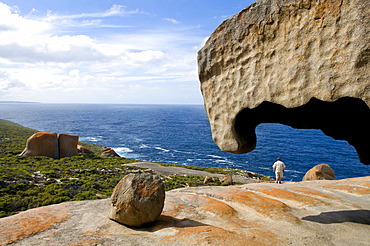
198 0 370 164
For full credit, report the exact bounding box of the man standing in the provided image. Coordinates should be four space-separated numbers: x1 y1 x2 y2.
273 157 286 184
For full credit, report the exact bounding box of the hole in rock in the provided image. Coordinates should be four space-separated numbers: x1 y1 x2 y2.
234 97 370 164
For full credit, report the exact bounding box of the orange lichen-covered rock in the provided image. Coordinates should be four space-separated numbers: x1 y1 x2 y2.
58 133 78 158
19 132 59 158
1 176 370 245
19 132 79 159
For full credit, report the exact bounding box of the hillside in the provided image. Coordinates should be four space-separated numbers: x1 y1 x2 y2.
0 119 269 218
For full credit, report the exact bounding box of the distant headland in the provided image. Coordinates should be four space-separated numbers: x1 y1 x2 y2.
0 101 40 104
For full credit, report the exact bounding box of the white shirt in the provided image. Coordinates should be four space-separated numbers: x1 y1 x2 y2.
273 160 286 173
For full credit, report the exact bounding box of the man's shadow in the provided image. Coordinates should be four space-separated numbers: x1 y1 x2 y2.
302 210 370 225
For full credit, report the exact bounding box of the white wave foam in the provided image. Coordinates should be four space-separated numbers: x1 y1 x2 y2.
215 159 233 164
154 147 170 152
114 147 133 153
79 136 102 142
258 167 272 171
207 154 224 159
285 169 304 174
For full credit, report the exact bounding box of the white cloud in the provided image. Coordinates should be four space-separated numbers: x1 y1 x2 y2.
0 3 51 34
164 18 180 24
0 71 25 90
44 4 140 21
0 2 204 104
127 50 166 63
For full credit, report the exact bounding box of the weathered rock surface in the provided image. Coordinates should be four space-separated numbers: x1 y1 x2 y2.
108 173 165 227
303 163 335 181
220 173 233 185
101 147 120 157
19 132 59 158
58 133 78 158
198 0 370 164
203 176 214 184
77 144 94 154
20 132 79 158
1 176 369 246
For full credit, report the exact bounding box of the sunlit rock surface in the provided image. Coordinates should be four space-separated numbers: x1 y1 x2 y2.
197 0 370 163
303 163 335 181
20 132 78 158
108 173 165 227
1 177 369 245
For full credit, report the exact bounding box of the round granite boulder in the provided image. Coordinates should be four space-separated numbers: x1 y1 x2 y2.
108 173 165 227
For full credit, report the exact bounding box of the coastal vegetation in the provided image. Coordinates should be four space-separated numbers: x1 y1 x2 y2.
0 119 271 218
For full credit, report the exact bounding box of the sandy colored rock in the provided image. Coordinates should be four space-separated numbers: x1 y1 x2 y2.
303 163 335 181
198 0 370 164
203 176 214 184
1 176 369 246
20 132 79 158
58 133 79 158
220 173 233 185
77 144 94 154
108 173 165 227
20 132 59 158
101 148 120 157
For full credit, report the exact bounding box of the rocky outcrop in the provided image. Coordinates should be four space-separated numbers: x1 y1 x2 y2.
108 173 165 227
1 176 369 245
303 163 335 181
20 132 79 158
198 0 370 164
220 174 233 185
101 147 120 157
77 144 94 155
58 134 78 158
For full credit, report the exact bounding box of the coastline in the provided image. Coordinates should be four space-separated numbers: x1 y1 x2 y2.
0 119 271 218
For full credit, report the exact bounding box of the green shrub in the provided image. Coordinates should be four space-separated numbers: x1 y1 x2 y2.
0 118 269 218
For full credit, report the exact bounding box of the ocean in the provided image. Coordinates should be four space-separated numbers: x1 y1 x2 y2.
1 103 369 181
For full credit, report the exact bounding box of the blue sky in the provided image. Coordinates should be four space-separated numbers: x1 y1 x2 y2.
0 0 254 104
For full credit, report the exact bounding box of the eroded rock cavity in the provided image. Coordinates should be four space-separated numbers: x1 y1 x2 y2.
198 0 370 164
234 97 370 163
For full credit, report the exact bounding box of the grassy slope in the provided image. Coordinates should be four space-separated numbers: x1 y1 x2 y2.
0 119 271 218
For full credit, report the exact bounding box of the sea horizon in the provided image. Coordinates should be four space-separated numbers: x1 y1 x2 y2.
1 103 369 181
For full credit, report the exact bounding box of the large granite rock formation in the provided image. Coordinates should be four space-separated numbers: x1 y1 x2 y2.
58 133 79 158
198 0 370 164
19 132 59 158
302 163 335 181
20 132 79 158
1 176 369 245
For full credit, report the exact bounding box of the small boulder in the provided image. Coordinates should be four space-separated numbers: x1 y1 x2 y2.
203 176 214 184
108 173 165 227
302 164 335 181
220 174 233 185
101 148 120 157
77 145 94 155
